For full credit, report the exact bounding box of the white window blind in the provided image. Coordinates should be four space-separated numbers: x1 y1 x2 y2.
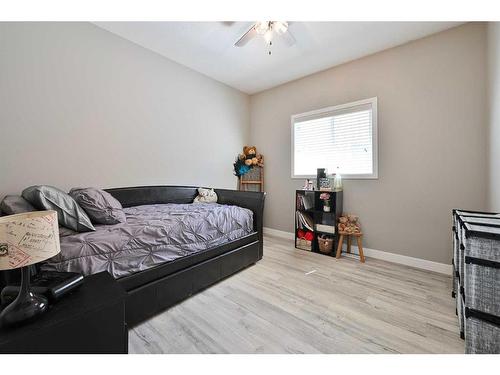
291 98 378 179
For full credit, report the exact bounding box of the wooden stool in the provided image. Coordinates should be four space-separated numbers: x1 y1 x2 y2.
336 231 365 263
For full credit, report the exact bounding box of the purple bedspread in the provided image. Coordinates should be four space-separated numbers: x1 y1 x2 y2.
42 203 253 279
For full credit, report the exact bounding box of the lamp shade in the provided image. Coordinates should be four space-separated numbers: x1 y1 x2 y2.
0 210 60 271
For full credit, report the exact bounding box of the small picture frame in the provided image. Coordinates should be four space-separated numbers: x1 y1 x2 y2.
319 177 332 191
303 179 314 191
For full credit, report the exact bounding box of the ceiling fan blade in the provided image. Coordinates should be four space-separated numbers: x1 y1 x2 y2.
235 24 257 47
280 29 296 47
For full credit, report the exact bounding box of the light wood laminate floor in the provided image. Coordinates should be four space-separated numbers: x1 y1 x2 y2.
129 235 464 353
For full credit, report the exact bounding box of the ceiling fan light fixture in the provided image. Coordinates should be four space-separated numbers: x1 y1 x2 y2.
234 21 295 51
255 21 270 35
263 29 273 43
274 21 288 34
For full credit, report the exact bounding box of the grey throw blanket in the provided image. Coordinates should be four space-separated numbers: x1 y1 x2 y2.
42 203 253 279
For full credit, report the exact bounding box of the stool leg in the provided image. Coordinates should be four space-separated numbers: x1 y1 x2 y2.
347 236 351 253
357 236 365 263
336 234 344 259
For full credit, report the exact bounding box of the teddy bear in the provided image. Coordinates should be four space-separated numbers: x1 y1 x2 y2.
239 146 264 167
338 214 361 234
193 187 218 203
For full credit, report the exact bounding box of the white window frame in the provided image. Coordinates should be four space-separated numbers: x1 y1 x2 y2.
291 97 378 180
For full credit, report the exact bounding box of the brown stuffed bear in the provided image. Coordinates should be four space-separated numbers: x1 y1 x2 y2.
239 146 264 167
338 214 361 234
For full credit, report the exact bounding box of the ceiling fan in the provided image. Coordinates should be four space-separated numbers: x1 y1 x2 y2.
234 21 296 54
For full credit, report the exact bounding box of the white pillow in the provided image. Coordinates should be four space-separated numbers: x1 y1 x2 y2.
193 188 218 203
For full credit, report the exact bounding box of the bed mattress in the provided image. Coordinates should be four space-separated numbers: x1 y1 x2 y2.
41 203 254 279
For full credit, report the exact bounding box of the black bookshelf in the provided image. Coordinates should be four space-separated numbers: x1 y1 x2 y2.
295 189 343 256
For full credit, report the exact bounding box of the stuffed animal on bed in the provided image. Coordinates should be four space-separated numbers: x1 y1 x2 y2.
193 188 218 203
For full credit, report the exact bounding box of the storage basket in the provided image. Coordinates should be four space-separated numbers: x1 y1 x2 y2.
465 261 500 317
318 236 333 254
452 210 500 350
463 223 500 317
465 316 500 354
457 216 500 281
296 238 312 251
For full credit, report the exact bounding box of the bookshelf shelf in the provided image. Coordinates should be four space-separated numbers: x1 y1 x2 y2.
295 189 343 256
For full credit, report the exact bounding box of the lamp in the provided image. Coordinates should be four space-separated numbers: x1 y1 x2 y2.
0 210 60 327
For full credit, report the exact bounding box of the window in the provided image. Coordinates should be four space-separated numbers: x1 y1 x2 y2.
291 97 378 179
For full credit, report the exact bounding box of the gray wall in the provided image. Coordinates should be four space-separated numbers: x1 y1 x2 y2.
488 23 500 211
250 23 488 264
0 22 249 197
0 22 492 264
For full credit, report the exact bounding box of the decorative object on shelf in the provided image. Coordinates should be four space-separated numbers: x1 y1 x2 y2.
318 235 334 254
316 168 326 191
320 192 331 212
332 167 343 191
234 146 264 192
0 211 61 327
303 179 314 191
338 214 361 234
319 177 331 191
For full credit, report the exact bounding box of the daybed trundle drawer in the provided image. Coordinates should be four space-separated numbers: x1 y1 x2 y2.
126 241 260 326
220 241 259 278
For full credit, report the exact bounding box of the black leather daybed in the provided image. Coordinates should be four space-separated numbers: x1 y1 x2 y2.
0 185 265 327
106 186 265 326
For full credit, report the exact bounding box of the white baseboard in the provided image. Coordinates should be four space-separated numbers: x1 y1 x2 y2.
263 227 452 275
263 227 295 240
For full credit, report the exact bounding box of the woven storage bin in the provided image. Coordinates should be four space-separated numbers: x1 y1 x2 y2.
296 238 312 251
458 217 500 282
463 223 500 264
465 262 500 317
463 223 500 317
318 236 333 254
465 316 500 354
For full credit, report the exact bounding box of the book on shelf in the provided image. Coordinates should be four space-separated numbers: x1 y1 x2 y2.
296 211 314 231
296 193 314 211
315 224 336 234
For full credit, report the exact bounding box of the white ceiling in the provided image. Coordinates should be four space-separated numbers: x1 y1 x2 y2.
94 22 463 94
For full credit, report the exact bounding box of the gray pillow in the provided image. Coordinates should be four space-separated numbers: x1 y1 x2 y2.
69 187 126 225
22 185 95 232
0 195 37 215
